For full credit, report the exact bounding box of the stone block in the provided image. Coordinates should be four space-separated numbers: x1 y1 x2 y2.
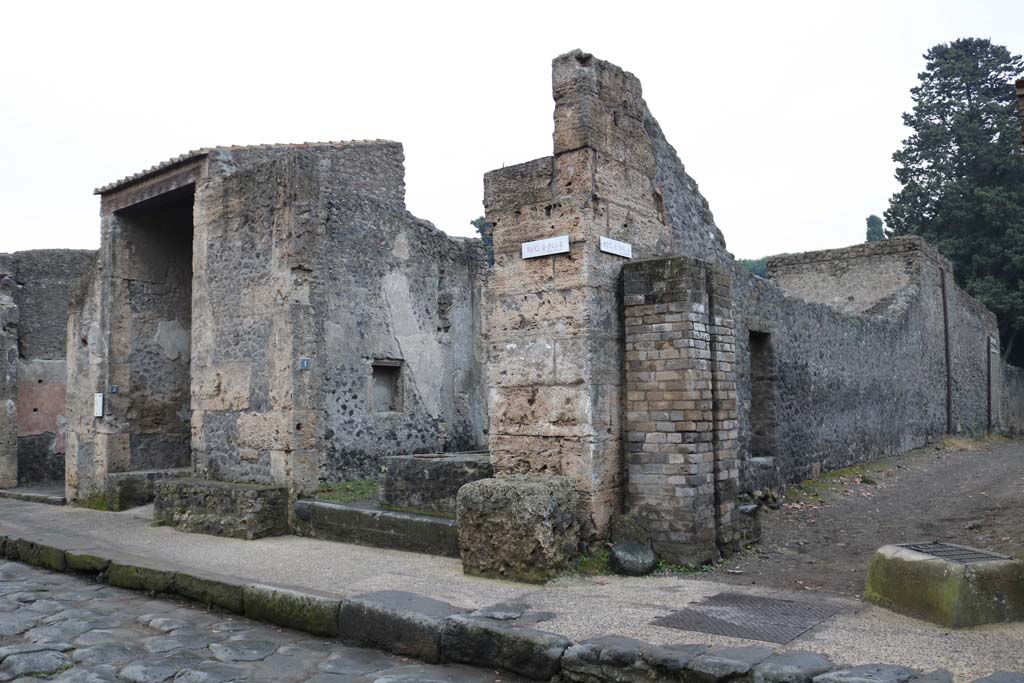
337 590 464 663
153 479 288 540
4 538 66 572
102 468 190 511
813 664 919 683
107 558 176 594
292 499 459 557
379 452 492 516
689 646 774 683
865 543 1024 627
441 613 571 681
243 583 341 637
64 549 110 574
560 635 653 683
456 475 580 583
174 570 245 614
754 651 835 683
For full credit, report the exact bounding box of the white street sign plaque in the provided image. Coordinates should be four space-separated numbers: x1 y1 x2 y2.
521 235 570 259
600 236 633 258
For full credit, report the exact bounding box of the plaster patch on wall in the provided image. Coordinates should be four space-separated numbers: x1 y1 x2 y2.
382 271 444 419
154 319 190 361
392 231 411 261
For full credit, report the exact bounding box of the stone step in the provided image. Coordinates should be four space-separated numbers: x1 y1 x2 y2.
380 451 492 516
0 483 66 506
293 499 459 557
103 467 192 511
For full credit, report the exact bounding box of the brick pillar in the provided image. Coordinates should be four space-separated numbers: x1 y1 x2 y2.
622 257 739 566
707 265 740 554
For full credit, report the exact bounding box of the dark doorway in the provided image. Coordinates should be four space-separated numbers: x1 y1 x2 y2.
113 184 194 471
749 331 777 459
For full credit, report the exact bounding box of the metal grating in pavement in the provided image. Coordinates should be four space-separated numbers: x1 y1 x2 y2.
651 592 845 644
899 542 1010 565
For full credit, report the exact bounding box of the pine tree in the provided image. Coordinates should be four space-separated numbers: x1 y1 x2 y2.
866 215 885 242
886 38 1024 362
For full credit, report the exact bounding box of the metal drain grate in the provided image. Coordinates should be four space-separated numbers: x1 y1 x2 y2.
652 592 844 645
899 542 1010 565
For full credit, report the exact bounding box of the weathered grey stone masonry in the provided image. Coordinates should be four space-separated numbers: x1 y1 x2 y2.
0 250 94 489
65 142 486 506
2 49 1021 578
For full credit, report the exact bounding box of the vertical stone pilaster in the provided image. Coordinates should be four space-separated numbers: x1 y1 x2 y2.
622 257 739 566
0 276 18 489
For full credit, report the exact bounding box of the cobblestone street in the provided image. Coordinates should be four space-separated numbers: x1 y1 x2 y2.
0 561 519 682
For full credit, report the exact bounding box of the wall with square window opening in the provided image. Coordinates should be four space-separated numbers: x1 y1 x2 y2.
372 362 403 413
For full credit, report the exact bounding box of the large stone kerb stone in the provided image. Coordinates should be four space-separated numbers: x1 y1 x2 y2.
865 543 1024 627
456 475 580 583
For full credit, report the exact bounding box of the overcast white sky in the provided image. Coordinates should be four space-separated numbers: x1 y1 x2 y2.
2 1 1022 258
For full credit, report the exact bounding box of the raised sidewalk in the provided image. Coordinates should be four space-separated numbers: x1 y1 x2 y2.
0 498 1021 681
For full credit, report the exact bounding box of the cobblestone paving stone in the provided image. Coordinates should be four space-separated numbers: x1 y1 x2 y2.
0 561 522 682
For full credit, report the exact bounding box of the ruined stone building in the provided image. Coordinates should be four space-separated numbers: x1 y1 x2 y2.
1 51 1022 578
1 250 94 490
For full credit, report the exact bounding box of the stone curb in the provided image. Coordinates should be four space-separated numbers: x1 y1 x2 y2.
0 530 1020 683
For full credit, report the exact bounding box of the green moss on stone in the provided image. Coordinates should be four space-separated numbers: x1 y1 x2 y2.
107 562 175 594
65 551 110 574
10 540 67 572
77 493 111 511
175 572 245 614
243 584 342 637
317 480 379 504
865 547 1024 627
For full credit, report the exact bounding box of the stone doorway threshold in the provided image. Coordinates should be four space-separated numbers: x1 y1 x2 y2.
0 480 66 505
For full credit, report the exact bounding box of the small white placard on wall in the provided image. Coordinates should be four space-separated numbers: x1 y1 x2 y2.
521 235 570 259
600 236 633 258
93 393 104 418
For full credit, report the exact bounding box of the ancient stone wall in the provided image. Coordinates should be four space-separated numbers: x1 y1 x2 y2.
188 143 487 496
65 261 105 500
767 241 923 315
68 142 488 504
315 143 487 481
0 250 94 487
946 283 999 433
731 242 950 491
483 51 676 535
1001 362 1024 434
478 50 1013 544
0 273 17 488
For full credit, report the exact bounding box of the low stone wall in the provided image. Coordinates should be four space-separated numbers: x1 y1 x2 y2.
153 478 288 540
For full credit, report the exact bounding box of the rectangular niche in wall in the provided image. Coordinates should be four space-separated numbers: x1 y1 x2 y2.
748 331 778 459
371 360 403 413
